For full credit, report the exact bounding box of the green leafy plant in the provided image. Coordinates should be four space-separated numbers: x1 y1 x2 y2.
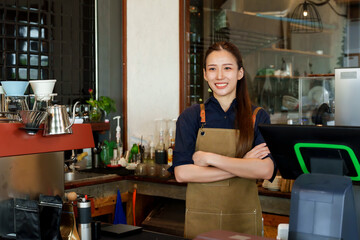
87 89 116 115
98 96 116 115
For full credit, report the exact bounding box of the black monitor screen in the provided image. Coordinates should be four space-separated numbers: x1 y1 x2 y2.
259 124 360 181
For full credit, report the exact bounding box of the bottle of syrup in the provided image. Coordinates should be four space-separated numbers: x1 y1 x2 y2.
167 132 175 166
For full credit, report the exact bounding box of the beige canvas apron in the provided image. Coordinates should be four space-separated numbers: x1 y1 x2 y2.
184 105 262 239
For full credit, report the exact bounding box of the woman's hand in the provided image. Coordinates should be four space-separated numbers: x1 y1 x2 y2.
243 143 270 159
192 151 214 167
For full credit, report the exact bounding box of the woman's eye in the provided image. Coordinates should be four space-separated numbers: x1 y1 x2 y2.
208 67 216 71
224 67 232 70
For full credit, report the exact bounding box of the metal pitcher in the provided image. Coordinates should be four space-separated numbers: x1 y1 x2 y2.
43 101 80 136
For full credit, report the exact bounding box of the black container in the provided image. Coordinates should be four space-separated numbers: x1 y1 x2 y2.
15 199 41 240
91 221 101 240
0 199 15 237
155 150 167 164
39 194 63 240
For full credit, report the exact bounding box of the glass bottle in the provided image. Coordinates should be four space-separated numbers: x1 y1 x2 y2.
167 132 175 166
149 136 155 163
130 143 139 163
92 142 101 168
155 131 167 164
117 142 123 159
66 105 71 117
82 104 90 122
167 120 176 166
111 148 119 166
75 105 81 119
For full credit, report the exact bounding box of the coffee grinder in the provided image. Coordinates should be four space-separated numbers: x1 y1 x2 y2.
77 197 92 240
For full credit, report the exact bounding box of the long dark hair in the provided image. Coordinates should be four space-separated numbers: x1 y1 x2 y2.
204 41 254 157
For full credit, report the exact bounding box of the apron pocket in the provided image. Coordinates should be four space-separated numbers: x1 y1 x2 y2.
185 208 259 239
220 210 258 235
185 208 221 239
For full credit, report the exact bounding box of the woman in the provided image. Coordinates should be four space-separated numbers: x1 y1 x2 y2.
173 41 276 239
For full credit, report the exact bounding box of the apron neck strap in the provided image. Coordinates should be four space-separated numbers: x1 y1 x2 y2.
252 107 262 127
200 104 206 123
200 104 206 135
200 104 262 128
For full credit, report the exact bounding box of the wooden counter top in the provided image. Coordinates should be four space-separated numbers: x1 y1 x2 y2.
64 171 291 199
258 186 291 199
65 171 293 216
65 173 185 190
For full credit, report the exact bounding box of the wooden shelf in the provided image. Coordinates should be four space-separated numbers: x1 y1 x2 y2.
90 122 110 132
262 47 332 58
0 123 94 157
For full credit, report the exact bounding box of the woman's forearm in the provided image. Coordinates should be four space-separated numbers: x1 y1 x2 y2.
207 155 274 180
174 164 235 183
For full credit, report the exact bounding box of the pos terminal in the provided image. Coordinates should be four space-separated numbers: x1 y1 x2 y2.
259 124 360 240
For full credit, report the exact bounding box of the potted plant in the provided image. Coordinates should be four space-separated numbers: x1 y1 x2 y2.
87 89 116 122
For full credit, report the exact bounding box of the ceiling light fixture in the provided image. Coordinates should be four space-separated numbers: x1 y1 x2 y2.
290 0 346 33
290 0 323 33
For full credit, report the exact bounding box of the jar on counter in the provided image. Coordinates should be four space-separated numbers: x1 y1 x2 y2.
147 163 158 177
159 164 170 178
135 163 147 176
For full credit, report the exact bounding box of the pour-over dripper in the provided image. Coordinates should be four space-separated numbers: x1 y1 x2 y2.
29 79 56 101
1 81 29 96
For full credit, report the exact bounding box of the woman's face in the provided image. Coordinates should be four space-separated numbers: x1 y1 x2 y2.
203 49 243 101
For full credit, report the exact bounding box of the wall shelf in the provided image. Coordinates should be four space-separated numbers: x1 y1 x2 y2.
90 122 110 132
255 74 335 79
262 47 332 58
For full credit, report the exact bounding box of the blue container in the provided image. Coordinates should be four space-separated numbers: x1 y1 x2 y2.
1 81 29 96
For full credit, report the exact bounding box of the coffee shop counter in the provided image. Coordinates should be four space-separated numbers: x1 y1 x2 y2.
100 229 272 240
64 168 291 216
100 229 187 240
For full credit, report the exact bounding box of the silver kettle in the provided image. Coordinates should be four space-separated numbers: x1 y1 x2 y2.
43 101 80 136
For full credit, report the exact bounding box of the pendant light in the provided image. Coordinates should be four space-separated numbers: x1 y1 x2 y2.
290 0 323 33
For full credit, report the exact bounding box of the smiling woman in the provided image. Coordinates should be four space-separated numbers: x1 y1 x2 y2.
173 41 276 239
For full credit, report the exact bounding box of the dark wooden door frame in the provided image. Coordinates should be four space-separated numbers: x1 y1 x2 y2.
179 0 190 114
122 0 128 149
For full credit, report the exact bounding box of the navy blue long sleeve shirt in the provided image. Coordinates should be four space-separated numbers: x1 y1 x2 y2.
172 96 276 181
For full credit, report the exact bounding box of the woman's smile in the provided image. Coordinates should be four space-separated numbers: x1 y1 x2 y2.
214 82 228 89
